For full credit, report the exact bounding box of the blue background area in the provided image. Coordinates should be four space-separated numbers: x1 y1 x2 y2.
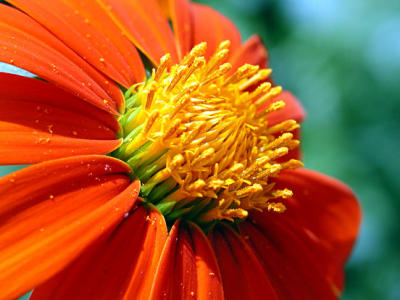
0 0 399 299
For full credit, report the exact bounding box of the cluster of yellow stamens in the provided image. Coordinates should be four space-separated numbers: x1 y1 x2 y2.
116 41 302 223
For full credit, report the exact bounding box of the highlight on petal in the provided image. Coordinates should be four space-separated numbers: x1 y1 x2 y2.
7 0 145 87
191 3 241 59
0 155 137 300
99 0 178 65
209 224 278 300
168 0 193 60
150 221 224 300
230 35 268 70
0 4 123 113
31 205 167 300
0 73 121 164
248 168 361 294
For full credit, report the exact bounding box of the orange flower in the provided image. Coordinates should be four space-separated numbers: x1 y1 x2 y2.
0 0 361 299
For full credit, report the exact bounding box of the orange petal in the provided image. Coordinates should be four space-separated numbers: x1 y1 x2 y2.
156 0 170 17
8 0 145 88
0 4 122 113
0 74 121 164
0 134 121 165
230 35 268 70
150 221 224 300
188 223 224 300
31 205 167 300
191 3 241 59
239 220 328 299
209 224 278 300
99 0 178 65
250 168 361 293
0 155 138 299
243 213 338 299
168 0 193 60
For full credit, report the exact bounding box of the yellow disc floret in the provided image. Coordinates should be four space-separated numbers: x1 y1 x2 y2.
116 41 302 224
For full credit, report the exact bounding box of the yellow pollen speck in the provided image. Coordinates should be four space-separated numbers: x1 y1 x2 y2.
267 202 286 213
119 41 302 222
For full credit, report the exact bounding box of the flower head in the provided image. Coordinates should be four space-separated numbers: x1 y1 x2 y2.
117 41 302 224
0 0 361 299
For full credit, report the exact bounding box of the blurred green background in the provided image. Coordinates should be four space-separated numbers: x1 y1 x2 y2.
1 0 399 299
195 0 400 299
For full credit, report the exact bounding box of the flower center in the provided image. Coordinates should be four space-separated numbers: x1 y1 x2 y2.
113 41 302 225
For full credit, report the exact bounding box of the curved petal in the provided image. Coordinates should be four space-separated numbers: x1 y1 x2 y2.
7 0 145 88
244 213 338 299
209 224 278 300
168 0 193 60
230 35 268 70
150 221 224 300
239 221 322 300
31 205 167 300
0 4 122 113
99 0 178 65
191 3 241 60
0 74 121 164
0 155 138 300
0 134 121 165
266 168 361 291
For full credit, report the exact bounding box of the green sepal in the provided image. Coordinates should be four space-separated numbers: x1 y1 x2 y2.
112 124 144 159
156 200 176 216
165 206 193 222
147 178 177 202
135 151 168 182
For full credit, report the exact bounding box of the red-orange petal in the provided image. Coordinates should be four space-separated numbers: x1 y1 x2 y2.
168 0 193 60
0 155 137 299
31 205 167 300
244 213 338 299
150 221 224 300
209 224 278 300
0 134 121 165
267 168 361 291
99 0 178 65
8 0 145 88
189 223 224 300
191 3 241 60
240 219 334 299
0 4 122 114
230 35 268 70
0 74 121 164
239 221 313 300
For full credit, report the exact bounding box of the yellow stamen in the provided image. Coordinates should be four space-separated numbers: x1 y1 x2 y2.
118 41 302 223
